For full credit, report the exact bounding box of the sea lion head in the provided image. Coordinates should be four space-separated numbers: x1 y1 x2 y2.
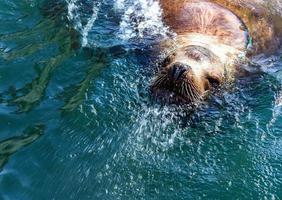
151 45 224 104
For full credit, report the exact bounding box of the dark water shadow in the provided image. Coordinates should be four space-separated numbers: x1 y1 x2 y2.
0 124 45 171
60 46 128 112
0 1 79 113
9 52 72 113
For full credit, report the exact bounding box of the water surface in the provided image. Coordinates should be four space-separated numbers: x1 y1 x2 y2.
0 0 282 199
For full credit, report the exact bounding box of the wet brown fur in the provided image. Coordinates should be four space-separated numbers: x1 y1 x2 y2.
160 0 282 55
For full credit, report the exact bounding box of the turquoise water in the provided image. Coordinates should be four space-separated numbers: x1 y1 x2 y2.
1 0 282 199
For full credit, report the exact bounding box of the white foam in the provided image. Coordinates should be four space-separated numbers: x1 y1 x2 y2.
268 91 282 127
118 0 170 41
66 0 170 46
66 0 101 47
66 0 83 31
114 0 125 10
253 54 282 126
81 2 101 47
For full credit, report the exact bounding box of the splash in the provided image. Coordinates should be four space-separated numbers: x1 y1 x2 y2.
66 0 82 30
81 2 100 47
66 0 170 46
117 0 170 41
114 0 125 10
252 54 282 126
268 90 282 126
66 0 101 47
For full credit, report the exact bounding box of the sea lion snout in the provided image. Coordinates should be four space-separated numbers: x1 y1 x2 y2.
151 43 225 104
151 52 205 104
168 62 191 82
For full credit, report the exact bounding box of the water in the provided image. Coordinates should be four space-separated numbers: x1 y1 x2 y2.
0 0 282 199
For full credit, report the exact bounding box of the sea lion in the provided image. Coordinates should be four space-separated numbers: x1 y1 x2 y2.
151 0 282 104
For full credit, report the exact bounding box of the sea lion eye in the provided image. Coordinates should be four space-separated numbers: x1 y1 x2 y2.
185 49 203 61
206 75 221 86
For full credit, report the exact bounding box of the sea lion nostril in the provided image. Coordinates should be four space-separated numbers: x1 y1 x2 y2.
169 63 191 81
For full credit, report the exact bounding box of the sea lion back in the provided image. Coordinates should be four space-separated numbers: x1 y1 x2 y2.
160 0 248 50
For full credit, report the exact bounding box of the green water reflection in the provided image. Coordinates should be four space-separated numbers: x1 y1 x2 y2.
0 0 282 199
0 124 44 170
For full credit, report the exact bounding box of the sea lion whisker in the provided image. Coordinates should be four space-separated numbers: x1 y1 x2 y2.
153 75 166 86
188 84 197 101
188 79 201 96
187 79 200 100
187 78 198 92
184 82 194 101
181 82 186 96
